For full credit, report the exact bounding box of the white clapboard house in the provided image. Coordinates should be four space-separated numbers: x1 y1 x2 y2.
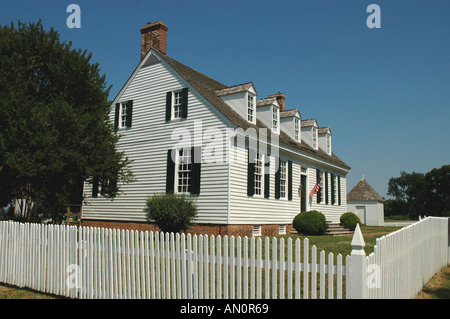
81 21 351 237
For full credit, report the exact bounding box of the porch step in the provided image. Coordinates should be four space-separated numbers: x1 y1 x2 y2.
290 223 353 236
325 223 354 236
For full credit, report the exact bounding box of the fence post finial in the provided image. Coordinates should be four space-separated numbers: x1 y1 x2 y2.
351 223 365 252
349 223 366 299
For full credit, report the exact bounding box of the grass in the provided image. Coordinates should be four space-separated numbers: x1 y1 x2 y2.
0 284 58 299
280 225 402 258
415 266 450 299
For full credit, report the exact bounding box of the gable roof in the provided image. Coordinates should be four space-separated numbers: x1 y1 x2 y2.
153 50 350 171
256 97 277 107
301 119 318 128
216 82 255 96
347 178 384 202
318 127 331 135
280 109 300 118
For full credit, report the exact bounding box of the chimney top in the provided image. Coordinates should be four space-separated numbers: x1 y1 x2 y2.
140 21 169 60
268 93 286 112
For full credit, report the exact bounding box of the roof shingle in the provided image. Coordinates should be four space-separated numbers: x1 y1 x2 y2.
155 50 350 171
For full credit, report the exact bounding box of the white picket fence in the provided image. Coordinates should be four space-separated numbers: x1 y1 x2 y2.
0 221 347 299
361 216 449 299
0 217 448 299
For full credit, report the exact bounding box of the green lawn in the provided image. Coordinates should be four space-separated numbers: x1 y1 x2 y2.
280 225 402 259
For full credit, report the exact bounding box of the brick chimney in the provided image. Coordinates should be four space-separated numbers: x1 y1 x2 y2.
140 21 169 60
268 93 286 112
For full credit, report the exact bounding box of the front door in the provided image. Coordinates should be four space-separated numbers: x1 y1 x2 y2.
301 175 307 212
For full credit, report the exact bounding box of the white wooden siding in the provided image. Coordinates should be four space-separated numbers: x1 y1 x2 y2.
82 57 231 224
281 116 299 143
229 146 301 225
307 167 347 223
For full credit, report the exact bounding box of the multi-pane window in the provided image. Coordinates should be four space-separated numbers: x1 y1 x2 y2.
247 94 254 122
173 90 183 119
279 160 287 198
177 148 192 193
254 153 263 195
327 135 331 154
272 107 279 131
313 127 318 148
295 118 300 141
120 102 128 128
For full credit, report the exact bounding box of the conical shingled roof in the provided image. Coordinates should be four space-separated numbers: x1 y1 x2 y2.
347 177 384 202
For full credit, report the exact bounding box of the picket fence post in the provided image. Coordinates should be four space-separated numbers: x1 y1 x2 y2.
348 223 367 299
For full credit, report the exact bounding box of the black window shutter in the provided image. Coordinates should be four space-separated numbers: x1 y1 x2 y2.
92 177 99 198
191 147 201 195
331 173 336 205
247 149 255 196
114 103 120 129
288 161 293 200
166 149 175 194
338 176 342 205
181 88 188 119
316 169 322 203
264 156 270 199
126 100 133 128
166 92 172 121
325 172 329 204
275 158 281 199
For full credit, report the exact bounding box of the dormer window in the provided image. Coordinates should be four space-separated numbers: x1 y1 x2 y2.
272 106 279 132
294 118 300 142
312 126 318 149
327 134 331 154
247 94 255 122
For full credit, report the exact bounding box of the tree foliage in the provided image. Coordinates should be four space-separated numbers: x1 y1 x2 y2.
387 165 449 218
0 20 133 221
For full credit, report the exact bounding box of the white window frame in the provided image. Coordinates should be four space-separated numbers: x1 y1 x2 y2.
319 170 325 204
332 174 338 205
279 160 288 199
294 118 300 142
253 153 264 197
247 94 255 123
312 126 318 149
174 148 192 194
327 134 331 154
272 106 279 132
279 225 286 235
172 90 183 120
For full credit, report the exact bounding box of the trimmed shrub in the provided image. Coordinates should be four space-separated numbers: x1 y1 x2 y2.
144 193 198 233
340 212 361 231
293 210 328 235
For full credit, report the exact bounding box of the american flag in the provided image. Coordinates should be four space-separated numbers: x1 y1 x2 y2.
309 176 321 198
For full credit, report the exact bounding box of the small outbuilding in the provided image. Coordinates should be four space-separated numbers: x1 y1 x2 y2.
347 177 384 226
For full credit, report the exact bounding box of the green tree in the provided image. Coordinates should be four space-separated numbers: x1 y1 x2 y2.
0 20 133 222
387 171 426 219
424 165 450 217
387 166 449 219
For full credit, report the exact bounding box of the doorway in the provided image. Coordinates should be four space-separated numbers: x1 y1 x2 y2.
356 206 366 224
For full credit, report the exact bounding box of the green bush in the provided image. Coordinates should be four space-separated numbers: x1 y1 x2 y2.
340 212 361 231
144 193 198 233
293 210 328 235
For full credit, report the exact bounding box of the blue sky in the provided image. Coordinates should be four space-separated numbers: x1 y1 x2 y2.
1 0 449 198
